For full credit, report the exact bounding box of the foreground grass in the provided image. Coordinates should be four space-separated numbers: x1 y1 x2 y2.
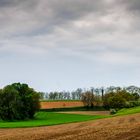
0 112 107 128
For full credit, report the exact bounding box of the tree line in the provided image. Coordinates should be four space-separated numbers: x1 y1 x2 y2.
39 86 140 101
0 83 140 121
81 86 140 110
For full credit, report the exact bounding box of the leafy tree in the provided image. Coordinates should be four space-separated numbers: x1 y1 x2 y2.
103 92 112 109
108 95 126 109
0 83 40 121
103 89 134 109
131 93 140 101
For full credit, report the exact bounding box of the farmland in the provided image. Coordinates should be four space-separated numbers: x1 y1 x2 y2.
0 85 140 139
40 100 84 109
0 107 140 140
1 0 140 139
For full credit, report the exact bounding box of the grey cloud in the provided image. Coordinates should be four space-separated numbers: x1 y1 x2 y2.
0 0 140 54
0 0 17 7
0 0 37 8
116 0 140 12
0 0 140 91
0 0 113 38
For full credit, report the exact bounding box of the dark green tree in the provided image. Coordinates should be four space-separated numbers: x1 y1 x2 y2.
0 83 40 121
103 89 134 109
108 95 126 109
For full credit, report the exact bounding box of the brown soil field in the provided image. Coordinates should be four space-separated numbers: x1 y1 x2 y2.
0 113 140 140
40 101 84 109
58 111 110 115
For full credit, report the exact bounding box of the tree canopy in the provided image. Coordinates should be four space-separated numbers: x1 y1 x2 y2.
0 83 40 121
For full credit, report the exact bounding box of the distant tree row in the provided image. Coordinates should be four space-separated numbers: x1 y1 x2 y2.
0 83 140 121
39 88 83 100
39 86 140 101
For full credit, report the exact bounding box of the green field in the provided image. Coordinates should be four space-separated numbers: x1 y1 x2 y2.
0 112 107 128
0 106 140 128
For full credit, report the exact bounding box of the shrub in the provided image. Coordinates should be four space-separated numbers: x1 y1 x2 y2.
0 83 40 121
108 95 126 109
103 92 115 109
103 89 133 109
110 109 117 115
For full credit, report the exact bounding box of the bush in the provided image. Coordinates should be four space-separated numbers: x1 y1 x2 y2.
0 83 40 121
108 95 126 109
110 109 117 115
103 89 133 109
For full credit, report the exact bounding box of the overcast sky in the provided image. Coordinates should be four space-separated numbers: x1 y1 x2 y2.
0 0 140 92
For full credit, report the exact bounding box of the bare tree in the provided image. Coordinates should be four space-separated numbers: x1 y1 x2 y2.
81 91 95 108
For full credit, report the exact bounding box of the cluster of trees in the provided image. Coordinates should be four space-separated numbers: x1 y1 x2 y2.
81 86 140 109
38 85 140 110
81 91 103 108
0 83 40 121
38 86 140 110
103 89 140 109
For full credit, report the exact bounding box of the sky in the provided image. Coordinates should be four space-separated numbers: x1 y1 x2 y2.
0 0 140 92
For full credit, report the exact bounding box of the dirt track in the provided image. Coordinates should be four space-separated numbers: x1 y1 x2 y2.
0 113 140 140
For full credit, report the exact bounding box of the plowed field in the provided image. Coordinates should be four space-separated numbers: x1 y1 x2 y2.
0 113 140 140
40 101 84 109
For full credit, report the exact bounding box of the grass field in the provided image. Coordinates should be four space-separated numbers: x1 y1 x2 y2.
0 106 140 128
0 112 107 128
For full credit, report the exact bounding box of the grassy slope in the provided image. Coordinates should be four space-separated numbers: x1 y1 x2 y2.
0 106 140 128
116 106 140 116
0 112 106 128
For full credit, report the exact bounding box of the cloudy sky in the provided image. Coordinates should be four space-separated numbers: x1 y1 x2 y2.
0 0 140 92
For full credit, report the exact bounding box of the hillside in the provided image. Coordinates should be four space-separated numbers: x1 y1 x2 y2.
0 112 140 140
